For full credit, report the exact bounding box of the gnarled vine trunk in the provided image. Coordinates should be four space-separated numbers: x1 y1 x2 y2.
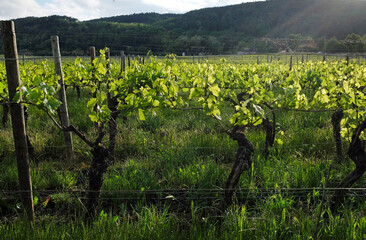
86 144 110 215
223 92 255 205
65 125 110 217
224 129 254 205
262 116 275 158
330 118 366 212
331 109 344 162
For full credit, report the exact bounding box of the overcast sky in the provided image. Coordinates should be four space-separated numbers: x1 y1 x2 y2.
0 0 262 21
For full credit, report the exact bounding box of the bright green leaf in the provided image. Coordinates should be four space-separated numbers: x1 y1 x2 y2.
208 84 220 97
89 112 99 122
87 98 97 108
138 109 145 121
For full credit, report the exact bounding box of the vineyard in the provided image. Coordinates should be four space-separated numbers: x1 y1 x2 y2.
1 24 366 239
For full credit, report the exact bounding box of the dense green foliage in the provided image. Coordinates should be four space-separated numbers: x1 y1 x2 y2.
2 0 366 55
0 54 365 238
88 13 178 25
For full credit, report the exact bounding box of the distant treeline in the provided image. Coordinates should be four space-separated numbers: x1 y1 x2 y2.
1 0 366 55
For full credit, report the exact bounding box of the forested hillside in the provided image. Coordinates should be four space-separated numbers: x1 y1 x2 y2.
163 0 366 38
87 13 177 24
1 0 366 55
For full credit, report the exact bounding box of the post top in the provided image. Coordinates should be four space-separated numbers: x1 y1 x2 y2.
1 21 15 34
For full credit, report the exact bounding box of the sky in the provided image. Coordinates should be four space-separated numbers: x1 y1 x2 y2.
0 0 262 21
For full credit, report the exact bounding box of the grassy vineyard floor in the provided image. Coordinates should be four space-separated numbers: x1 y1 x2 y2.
0 87 365 239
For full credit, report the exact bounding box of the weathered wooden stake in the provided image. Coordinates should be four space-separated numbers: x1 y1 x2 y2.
1 21 35 222
105 48 111 74
51 36 73 162
289 56 293 71
120 51 126 72
90 46 96 65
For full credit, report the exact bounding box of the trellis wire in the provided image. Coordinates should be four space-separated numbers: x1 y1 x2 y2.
23 140 350 151
0 188 365 201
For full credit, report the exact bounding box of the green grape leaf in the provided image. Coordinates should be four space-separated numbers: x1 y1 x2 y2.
208 84 220 97
138 108 146 121
100 104 112 121
46 97 61 113
88 112 98 122
97 91 107 103
153 100 160 107
253 118 263 126
276 138 283 145
97 63 107 75
87 98 97 108
29 89 42 103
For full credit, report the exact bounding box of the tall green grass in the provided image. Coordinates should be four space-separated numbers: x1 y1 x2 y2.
1 204 366 239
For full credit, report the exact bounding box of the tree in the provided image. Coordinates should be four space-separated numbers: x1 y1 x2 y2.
344 33 365 53
324 37 346 53
288 34 302 52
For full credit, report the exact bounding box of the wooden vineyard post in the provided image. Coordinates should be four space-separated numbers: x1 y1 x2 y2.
51 36 73 162
1 21 35 222
120 51 126 72
106 48 111 74
90 46 96 65
289 55 293 71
